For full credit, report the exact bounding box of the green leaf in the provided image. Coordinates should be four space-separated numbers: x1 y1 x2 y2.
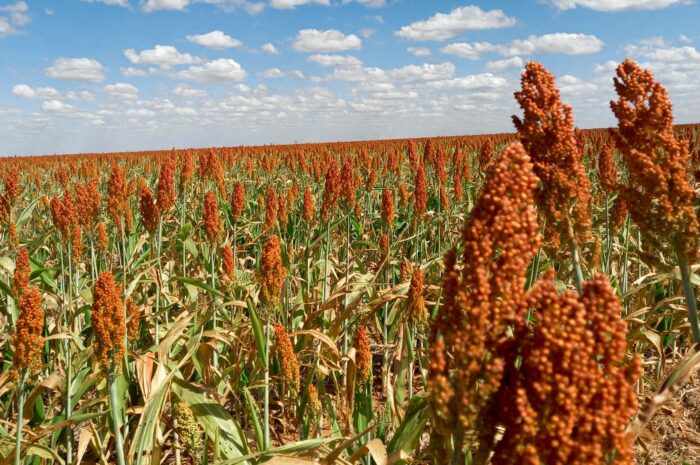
171 377 249 461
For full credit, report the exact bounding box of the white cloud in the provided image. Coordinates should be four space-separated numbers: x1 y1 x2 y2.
259 68 304 79
186 30 242 49
388 62 456 82
66 90 95 101
485 56 524 71
269 0 329 8
174 84 207 97
83 0 130 6
0 1 30 36
177 58 247 82
308 54 363 67
625 38 700 61
104 82 139 99
342 0 386 7
547 0 689 11
293 29 362 53
261 43 279 54
428 73 507 90
125 45 200 68
122 67 152 77
46 58 105 82
198 0 265 14
407 47 431 57
396 5 516 42
442 33 604 59
42 99 76 113
557 74 598 93
142 0 189 11
12 84 60 99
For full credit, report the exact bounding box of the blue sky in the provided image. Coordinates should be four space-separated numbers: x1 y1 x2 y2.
1 0 699 155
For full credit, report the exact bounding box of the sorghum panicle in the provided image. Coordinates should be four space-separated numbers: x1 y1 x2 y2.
13 284 44 375
610 58 700 263
381 187 395 229
274 323 300 395
430 142 540 461
259 235 286 306
513 62 592 245
202 190 223 243
92 272 126 373
354 325 371 384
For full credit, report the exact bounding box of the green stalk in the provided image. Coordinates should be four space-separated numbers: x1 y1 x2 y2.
108 373 126 465
343 213 351 357
14 377 25 465
567 222 584 296
90 232 97 283
622 216 631 310
263 321 271 451
678 256 700 343
604 194 612 274
211 249 218 368
181 187 188 277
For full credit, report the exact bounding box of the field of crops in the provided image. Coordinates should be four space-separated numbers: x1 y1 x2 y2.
2 58 700 465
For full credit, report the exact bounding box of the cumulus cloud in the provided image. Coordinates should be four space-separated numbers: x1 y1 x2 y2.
625 37 700 61
442 33 604 59
0 1 30 36
104 82 139 99
485 56 524 71
270 0 329 8
342 0 386 7
293 29 362 53
261 43 279 54
546 0 690 11
428 73 508 90
177 58 247 82
308 54 363 67
83 0 130 6
124 45 200 68
12 84 60 99
259 68 305 79
46 58 106 82
396 5 516 42
186 30 242 49
142 0 190 11
173 84 208 97
407 47 431 57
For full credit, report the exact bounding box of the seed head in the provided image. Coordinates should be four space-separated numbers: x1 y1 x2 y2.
430 142 540 460
202 190 222 243
71 225 83 262
157 157 176 213
263 188 278 233
513 62 592 246
414 165 427 220
75 179 101 230
274 323 300 395
97 223 109 253
107 165 128 232
139 183 160 235
13 285 44 375
221 244 235 282
610 58 699 263
13 246 30 295
230 181 246 222
259 235 286 306
303 186 315 224
354 325 371 384
92 272 126 373
381 187 395 229
597 144 618 194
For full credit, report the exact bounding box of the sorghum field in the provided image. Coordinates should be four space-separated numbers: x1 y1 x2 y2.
2 59 700 465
